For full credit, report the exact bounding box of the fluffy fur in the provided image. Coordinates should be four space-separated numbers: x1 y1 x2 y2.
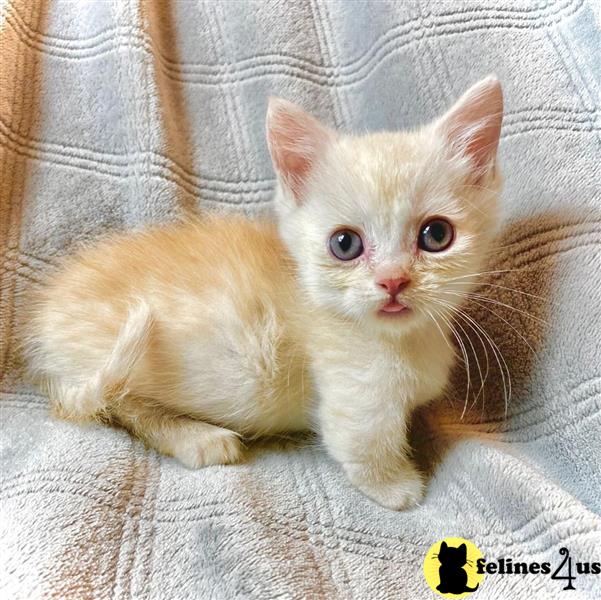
23 77 503 509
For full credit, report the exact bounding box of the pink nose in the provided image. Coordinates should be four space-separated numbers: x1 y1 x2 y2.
377 277 410 297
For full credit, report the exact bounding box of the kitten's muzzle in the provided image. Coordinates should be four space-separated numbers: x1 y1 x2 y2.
376 276 410 297
374 275 411 316
379 300 409 315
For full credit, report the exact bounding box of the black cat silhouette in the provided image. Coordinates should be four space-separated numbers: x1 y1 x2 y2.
436 541 479 594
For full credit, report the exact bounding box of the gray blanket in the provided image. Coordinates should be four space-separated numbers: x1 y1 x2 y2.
1 1 600 598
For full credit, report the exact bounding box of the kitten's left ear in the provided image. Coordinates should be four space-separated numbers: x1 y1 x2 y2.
435 76 503 181
266 98 334 204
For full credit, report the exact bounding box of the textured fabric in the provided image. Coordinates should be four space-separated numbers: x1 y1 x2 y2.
1 1 600 598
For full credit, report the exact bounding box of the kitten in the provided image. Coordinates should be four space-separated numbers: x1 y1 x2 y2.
23 76 503 510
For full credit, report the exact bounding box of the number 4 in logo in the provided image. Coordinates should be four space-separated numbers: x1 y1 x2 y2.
551 548 576 590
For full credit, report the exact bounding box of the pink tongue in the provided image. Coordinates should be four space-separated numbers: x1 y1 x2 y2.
381 302 407 313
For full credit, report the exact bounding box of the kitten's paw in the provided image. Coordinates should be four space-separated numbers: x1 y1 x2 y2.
353 467 424 511
173 425 243 469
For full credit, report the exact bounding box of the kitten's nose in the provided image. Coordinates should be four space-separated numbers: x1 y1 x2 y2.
377 277 410 297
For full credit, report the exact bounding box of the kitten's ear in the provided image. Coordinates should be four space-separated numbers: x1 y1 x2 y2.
266 98 334 203
435 76 503 180
459 544 467 556
441 541 448 550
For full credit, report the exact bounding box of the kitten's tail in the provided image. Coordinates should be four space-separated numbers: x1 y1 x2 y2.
51 300 153 421
465 584 480 592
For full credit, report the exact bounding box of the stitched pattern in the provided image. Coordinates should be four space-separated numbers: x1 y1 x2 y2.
2 0 584 75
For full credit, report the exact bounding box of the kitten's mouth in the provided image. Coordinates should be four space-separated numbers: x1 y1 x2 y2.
378 300 409 316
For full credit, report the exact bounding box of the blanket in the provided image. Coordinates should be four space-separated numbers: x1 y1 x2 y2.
1 1 600 598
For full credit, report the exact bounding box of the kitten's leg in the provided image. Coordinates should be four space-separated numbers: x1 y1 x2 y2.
114 404 243 468
339 446 424 511
317 375 424 510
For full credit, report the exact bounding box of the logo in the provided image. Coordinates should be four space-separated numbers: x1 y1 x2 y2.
423 537 485 597
424 538 601 595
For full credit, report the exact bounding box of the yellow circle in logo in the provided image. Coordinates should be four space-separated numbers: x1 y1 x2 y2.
423 537 485 597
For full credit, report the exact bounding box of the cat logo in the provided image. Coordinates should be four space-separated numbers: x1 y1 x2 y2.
423 537 485 597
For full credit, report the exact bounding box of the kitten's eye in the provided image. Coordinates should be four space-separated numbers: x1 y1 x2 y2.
418 219 454 252
329 229 364 261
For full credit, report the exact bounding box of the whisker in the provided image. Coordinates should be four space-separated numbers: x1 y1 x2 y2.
465 297 537 356
443 302 511 412
445 280 547 301
444 268 529 282
461 292 547 326
438 290 540 354
430 304 472 415
443 310 508 420
449 310 485 419
432 298 511 417
462 313 491 414
459 308 511 419
435 299 489 415
418 305 459 360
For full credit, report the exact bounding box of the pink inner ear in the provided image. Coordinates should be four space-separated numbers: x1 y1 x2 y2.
270 112 314 195
266 99 331 201
437 76 504 176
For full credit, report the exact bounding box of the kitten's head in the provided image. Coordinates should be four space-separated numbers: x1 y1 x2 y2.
267 77 503 334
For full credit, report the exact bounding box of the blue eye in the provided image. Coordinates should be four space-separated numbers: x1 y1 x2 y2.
418 219 454 252
329 229 364 261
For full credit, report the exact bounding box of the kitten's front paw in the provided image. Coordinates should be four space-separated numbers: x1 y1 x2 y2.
352 467 424 510
174 426 243 469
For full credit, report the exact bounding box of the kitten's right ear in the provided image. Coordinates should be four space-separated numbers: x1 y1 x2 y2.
435 76 503 182
440 541 448 550
266 98 333 204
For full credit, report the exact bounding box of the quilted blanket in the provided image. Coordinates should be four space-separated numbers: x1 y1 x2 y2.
1 1 600 598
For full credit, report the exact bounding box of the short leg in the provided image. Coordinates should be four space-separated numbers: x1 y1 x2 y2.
113 403 243 468
311 321 452 510
317 376 424 510
341 454 424 511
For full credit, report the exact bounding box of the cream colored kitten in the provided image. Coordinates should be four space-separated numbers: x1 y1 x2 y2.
23 77 503 510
